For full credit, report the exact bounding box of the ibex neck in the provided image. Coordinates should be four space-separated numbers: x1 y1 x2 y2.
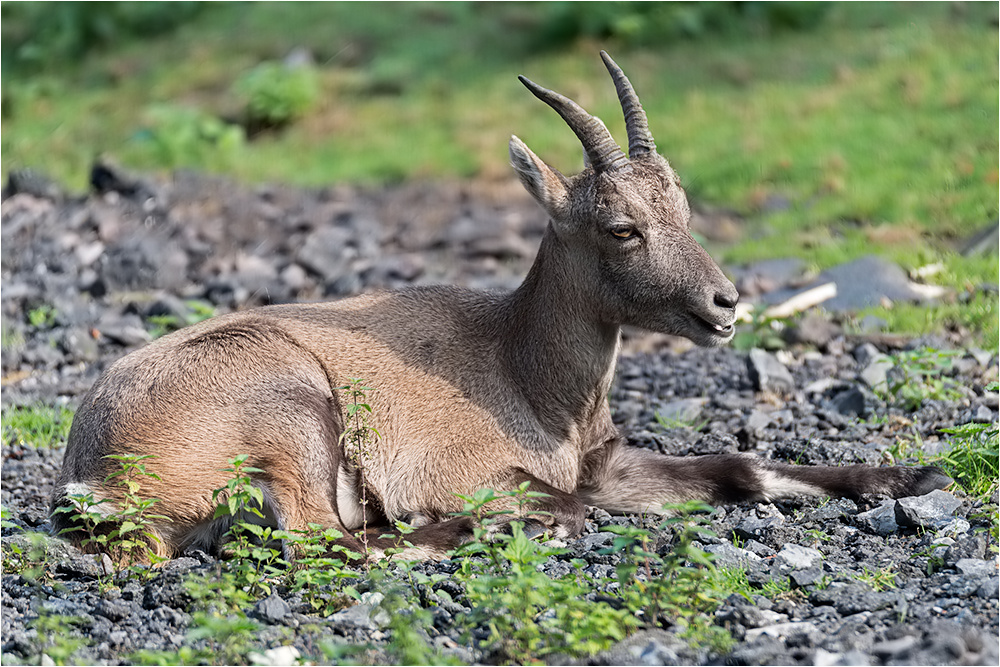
500 225 620 434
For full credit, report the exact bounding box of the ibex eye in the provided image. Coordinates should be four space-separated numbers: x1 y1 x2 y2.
610 226 635 239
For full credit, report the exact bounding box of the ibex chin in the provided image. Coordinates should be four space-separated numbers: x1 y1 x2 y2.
51 52 949 561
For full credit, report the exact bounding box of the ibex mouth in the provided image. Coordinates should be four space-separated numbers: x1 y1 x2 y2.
692 313 735 339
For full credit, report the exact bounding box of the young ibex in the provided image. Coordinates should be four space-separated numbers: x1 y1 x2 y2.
51 52 949 560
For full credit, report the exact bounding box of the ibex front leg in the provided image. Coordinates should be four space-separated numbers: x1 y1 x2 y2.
578 440 952 513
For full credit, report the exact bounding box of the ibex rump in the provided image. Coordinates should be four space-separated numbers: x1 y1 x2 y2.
52 53 949 560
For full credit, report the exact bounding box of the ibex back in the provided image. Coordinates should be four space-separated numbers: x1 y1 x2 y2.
52 52 949 560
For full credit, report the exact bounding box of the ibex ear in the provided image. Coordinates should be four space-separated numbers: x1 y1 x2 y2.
510 135 569 220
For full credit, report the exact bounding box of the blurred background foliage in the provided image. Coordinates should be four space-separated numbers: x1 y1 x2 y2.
1 1 997 344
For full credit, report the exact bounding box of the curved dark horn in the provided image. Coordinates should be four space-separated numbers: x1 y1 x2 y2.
600 51 656 158
518 75 631 174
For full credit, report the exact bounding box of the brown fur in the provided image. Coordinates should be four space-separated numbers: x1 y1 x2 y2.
51 53 949 561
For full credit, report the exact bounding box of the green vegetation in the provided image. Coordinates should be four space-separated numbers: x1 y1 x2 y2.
936 420 999 501
884 383 998 503
1 404 74 448
1 2 995 345
339 377 381 564
878 347 967 410
854 565 898 592
52 453 167 586
146 300 216 338
234 60 320 131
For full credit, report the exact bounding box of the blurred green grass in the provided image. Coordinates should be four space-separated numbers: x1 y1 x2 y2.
2 1 997 346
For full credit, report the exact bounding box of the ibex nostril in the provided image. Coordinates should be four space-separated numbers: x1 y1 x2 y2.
714 292 739 309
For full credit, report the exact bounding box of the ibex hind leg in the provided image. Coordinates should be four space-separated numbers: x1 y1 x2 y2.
236 385 363 560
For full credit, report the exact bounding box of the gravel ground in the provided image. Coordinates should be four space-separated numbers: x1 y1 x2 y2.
2 167 997 665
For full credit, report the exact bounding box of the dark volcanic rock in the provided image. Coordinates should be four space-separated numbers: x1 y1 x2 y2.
1 170 996 667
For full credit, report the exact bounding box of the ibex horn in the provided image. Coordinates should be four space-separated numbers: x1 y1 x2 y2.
518 74 631 174
600 51 656 159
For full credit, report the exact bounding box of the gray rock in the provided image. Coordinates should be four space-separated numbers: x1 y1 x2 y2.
813 648 872 666
853 343 882 366
829 387 866 417
744 621 821 644
786 312 842 349
296 226 353 282
976 577 999 600
855 499 898 536
764 255 943 312
329 593 388 631
955 558 996 579
776 544 824 570
577 532 615 551
734 513 785 541
745 410 773 436
970 404 994 423
789 567 824 587
895 490 963 528
253 594 291 624
704 541 762 567
809 583 897 615
94 599 132 622
743 540 776 558
960 222 999 257
732 258 806 297
748 349 796 395
59 328 101 364
655 397 708 425
860 357 894 390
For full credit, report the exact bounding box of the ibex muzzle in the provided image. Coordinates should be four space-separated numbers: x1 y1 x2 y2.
51 52 950 561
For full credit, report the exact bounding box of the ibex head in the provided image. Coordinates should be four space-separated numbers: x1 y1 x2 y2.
510 51 739 347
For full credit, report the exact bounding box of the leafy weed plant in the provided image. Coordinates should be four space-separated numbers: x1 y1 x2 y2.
878 348 966 410
211 454 290 596
452 485 638 664
51 453 167 586
339 378 381 567
604 501 733 653
26 611 89 666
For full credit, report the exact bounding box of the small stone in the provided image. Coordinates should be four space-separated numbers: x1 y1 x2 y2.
748 349 796 395
776 544 824 570
853 343 881 366
789 567 824 587
744 410 773 439
734 514 785 541
976 577 999 600
743 539 776 558
634 639 679 666
577 532 614 551
829 387 866 417
895 490 963 529
955 558 997 579
94 599 131 622
855 499 898 536
744 621 821 644
860 357 894 390
971 405 994 423
704 541 762 567
785 311 842 348
253 594 291 624
655 397 708 425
